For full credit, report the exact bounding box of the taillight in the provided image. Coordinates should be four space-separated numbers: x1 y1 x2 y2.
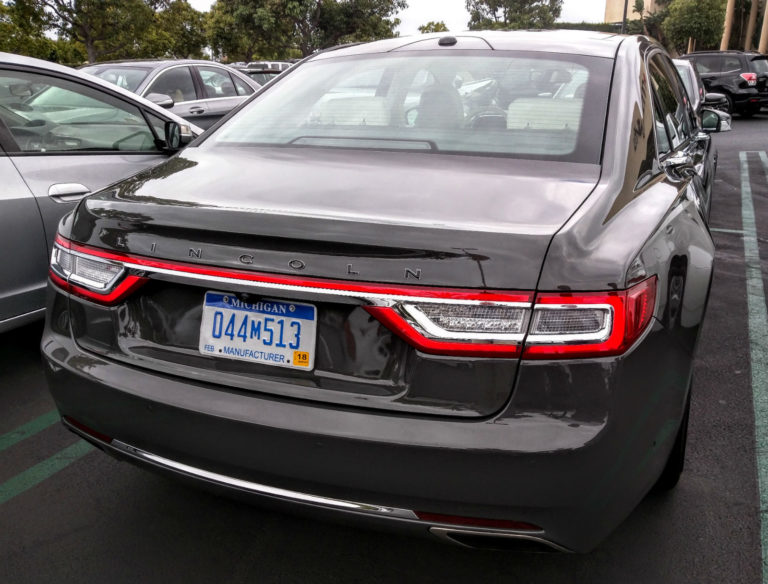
740 72 757 85
48 234 656 358
522 277 656 359
49 235 146 304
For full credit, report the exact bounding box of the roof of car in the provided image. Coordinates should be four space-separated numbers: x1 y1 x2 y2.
311 30 626 61
82 59 231 69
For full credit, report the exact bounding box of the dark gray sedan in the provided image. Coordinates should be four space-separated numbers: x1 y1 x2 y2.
80 60 261 129
43 31 725 552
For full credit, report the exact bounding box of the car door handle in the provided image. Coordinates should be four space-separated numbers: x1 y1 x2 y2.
188 107 205 114
48 183 91 203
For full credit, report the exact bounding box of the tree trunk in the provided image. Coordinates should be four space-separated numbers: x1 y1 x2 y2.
745 0 759 51
760 0 768 52
721 0 736 50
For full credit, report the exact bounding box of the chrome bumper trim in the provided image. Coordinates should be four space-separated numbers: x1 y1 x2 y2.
109 439 419 520
430 527 571 552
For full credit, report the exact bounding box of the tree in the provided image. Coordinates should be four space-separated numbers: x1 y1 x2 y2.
418 20 448 33
0 1 84 62
208 0 407 61
144 1 207 59
662 0 725 54
17 0 163 63
465 0 563 30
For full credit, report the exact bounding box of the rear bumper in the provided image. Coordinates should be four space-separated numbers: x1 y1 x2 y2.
43 316 691 552
65 418 569 552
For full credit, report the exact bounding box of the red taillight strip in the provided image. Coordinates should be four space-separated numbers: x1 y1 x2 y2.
55 235 532 307
522 277 657 359
49 266 147 304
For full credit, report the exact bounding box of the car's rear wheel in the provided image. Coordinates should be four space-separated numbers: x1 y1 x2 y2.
652 386 691 492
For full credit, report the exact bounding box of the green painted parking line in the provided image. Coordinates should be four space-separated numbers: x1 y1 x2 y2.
739 151 768 583
0 439 93 505
0 410 59 454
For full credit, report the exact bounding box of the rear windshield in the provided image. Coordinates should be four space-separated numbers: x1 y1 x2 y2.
751 57 768 74
81 66 152 92
204 52 612 163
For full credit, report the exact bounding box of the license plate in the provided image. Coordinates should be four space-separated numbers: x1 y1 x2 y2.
199 291 317 370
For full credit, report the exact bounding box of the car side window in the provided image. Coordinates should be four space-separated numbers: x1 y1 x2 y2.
146 67 197 103
649 55 692 151
198 66 238 99
0 70 161 154
232 75 254 96
723 56 741 73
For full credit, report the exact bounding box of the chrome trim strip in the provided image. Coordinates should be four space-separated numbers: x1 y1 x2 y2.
429 527 571 552
120 261 533 309
526 303 613 344
110 439 418 520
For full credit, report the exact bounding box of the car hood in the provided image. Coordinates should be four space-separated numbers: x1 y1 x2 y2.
71 146 600 290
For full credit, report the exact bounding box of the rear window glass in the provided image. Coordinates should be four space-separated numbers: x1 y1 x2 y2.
204 52 612 163
751 57 768 74
81 66 151 92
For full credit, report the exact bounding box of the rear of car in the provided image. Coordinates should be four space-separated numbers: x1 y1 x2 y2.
43 33 712 552
682 50 768 116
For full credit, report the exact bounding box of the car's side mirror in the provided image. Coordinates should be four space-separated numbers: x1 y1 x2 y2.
701 108 731 133
163 121 194 152
146 93 175 109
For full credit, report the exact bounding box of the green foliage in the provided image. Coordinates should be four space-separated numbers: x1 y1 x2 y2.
662 0 725 53
465 0 563 30
144 1 207 59
418 20 448 33
208 0 407 61
0 1 85 63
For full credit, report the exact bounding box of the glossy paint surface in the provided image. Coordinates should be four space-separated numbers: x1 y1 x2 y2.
43 31 715 552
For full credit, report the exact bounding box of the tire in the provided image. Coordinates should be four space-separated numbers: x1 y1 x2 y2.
652 387 691 492
724 94 733 115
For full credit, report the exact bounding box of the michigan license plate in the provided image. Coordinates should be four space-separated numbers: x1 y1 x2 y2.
199 292 317 370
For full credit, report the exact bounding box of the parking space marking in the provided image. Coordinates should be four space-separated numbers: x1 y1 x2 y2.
0 439 92 505
739 151 768 583
0 410 59 453
711 227 746 235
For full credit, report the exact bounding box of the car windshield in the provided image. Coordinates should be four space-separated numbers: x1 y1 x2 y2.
205 52 612 163
80 66 152 92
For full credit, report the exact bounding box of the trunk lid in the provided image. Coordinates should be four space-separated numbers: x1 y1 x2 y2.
69 147 600 417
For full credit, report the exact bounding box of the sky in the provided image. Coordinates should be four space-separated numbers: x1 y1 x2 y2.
187 0 608 36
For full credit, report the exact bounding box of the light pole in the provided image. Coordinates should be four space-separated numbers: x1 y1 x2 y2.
620 0 630 34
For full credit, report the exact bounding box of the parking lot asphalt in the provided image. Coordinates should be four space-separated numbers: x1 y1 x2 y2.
2 116 768 584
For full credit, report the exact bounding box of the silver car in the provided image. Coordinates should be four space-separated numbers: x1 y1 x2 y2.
0 51 201 333
81 60 261 129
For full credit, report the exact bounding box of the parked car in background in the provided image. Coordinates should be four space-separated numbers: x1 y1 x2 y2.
681 50 768 117
0 51 200 333
234 61 293 86
81 60 261 129
673 58 730 114
44 31 725 553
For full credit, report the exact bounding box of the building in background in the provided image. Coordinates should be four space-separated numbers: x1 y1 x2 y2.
604 0 661 23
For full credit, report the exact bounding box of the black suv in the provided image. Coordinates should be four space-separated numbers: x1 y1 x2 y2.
681 50 768 117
